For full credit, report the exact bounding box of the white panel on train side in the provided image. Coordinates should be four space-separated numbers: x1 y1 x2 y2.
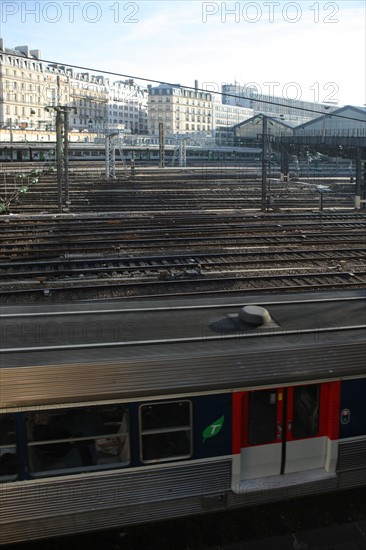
240 443 282 480
285 436 328 474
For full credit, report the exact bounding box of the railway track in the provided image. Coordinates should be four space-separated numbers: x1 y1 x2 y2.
1 210 365 302
5 192 354 214
1 248 365 282
2 270 366 303
1 213 366 257
1 211 364 235
1 233 365 262
0 164 355 214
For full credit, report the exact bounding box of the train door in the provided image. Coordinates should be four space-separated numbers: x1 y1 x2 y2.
284 384 326 474
235 382 337 482
239 388 282 479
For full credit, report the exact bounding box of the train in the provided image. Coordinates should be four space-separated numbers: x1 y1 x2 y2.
0 142 261 164
1 289 365 545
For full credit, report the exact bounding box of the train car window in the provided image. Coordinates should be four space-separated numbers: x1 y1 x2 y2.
292 384 320 439
140 401 192 463
25 405 130 476
0 414 18 481
247 390 277 445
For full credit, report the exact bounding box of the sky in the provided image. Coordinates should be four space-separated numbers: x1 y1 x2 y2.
0 0 365 107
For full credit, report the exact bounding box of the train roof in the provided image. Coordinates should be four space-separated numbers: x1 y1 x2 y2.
1 290 365 408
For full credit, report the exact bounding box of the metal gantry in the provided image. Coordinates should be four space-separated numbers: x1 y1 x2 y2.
105 132 129 179
50 105 76 213
172 138 188 167
159 123 165 168
105 132 118 179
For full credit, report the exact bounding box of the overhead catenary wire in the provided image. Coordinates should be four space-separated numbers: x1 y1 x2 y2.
5 52 366 125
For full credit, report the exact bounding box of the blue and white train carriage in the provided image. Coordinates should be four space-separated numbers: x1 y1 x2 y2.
1 290 365 545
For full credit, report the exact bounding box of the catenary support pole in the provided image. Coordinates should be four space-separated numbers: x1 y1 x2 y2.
63 108 70 211
261 116 268 211
56 110 63 213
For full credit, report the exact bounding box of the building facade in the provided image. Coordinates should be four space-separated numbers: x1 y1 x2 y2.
222 84 338 126
106 79 148 134
0 40 149 139
147 83 212 138
0 41 109 134
212 95 253 145
0 41 65 132
147 83 255 145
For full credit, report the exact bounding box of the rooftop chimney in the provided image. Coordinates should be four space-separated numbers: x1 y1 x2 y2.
0 38 4 51
15 45 30 56
30 49 41 59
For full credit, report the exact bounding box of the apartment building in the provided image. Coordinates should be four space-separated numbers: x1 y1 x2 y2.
0 40 110 134
147 83 254 144
0 40 66 131
0 40 152 138
106 79 148 134
147 83 212 137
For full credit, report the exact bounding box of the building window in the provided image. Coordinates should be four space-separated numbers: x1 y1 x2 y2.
139 401 192 463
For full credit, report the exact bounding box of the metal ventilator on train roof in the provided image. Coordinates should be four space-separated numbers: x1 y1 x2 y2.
239 305 272 325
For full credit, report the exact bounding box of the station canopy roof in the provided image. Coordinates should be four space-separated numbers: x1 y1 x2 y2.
234 114 294 140
294 105 366 135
